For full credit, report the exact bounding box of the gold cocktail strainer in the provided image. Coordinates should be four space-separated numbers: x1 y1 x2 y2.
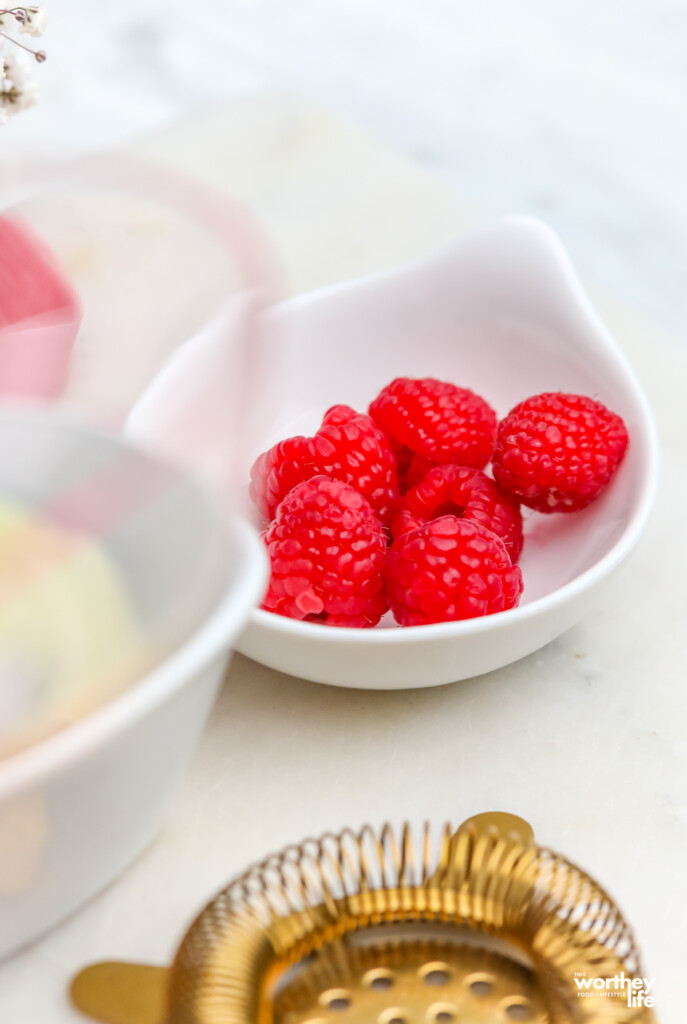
71 813 656 1024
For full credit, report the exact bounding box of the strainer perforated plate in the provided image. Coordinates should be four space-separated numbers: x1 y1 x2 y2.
274 932 549 1024
71 813 656 1024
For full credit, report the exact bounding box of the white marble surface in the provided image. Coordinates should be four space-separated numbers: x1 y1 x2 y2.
5 0 687 335
0 4 686 1022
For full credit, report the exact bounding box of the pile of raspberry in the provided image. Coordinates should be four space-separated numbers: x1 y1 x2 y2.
250 379 629 628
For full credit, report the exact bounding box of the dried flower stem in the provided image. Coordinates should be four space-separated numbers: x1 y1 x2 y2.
1 29 44 59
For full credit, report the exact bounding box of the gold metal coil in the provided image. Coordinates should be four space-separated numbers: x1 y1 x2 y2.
71 813 656 1024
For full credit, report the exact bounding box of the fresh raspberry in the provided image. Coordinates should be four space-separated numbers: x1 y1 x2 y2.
384 517 523 626
320 404 371 429
250 405 399 527
392 464 523 561
262 476 387 626
369 377 497 469
402 452 439 491
388 438 415 484
492 392 629 513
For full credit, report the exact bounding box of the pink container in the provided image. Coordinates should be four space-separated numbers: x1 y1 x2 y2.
0 155 280 431
0 217 81 400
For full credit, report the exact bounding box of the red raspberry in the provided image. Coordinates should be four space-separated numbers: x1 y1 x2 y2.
388 438 415 484
381 440 425 494
492 393 629 513
250 405 399 527
392 464 523 561
262 476 387 626
369 377 497 469
402 452 439 491
320 404 372 429
384 517 523 626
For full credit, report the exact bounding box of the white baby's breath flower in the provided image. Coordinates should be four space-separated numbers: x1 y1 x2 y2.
0 5 46 124
4 48 32 90
19 6 47 37
14 78 37 110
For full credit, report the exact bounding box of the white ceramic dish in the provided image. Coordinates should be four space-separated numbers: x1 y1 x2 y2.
0 409 266 959
237 218 659 689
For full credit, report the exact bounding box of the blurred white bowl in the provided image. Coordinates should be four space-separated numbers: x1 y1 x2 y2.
0 409 266 958
237 218 659 689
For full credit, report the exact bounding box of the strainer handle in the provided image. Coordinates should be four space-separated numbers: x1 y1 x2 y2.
71 961 168 1024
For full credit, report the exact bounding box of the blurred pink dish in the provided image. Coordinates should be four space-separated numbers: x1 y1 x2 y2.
0 216 81 399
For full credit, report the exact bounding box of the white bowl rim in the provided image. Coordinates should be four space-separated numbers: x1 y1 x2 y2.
248 216 660 645
0 407 266 799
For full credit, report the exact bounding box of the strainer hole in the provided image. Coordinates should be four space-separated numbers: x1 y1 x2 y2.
425 970 450 987
320 989 352 1011
420 962 452 986
428 1002 457 1024
504 1003 532 1021
364 969 395 991
378 1008 407 1024
469 979 493 998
